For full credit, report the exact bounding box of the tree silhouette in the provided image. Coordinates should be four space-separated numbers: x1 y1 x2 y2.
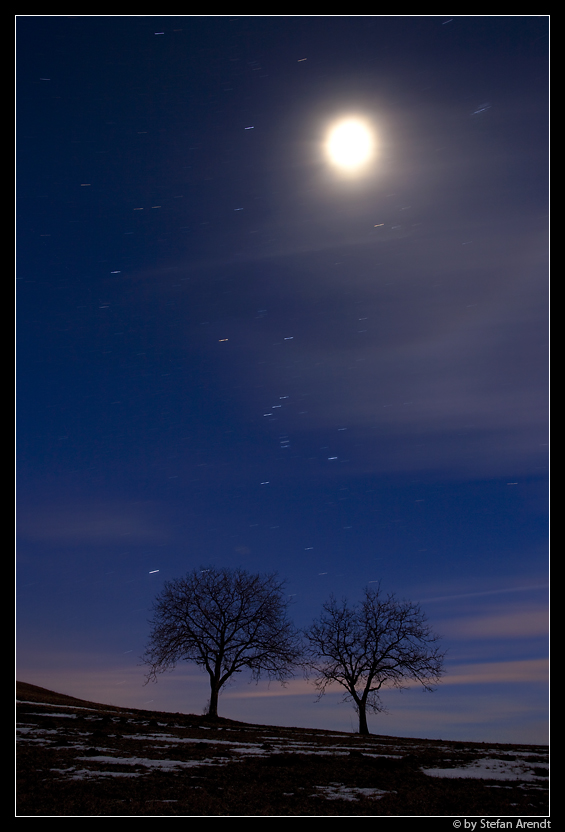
143 566 301 718
304 584 445 735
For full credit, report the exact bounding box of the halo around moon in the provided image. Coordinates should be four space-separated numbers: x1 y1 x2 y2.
325 118 375 172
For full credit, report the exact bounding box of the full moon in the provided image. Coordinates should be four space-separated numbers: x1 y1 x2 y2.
325 118 374 171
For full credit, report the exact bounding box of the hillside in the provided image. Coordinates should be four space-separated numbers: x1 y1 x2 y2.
17 681 548 816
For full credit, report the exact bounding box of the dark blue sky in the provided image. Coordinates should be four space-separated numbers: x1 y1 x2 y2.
17 15 548 743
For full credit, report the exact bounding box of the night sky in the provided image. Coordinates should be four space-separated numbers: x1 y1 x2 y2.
16 16 549 743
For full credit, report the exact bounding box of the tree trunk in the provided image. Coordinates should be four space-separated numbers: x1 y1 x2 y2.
357 705 370 735
208 683 220 718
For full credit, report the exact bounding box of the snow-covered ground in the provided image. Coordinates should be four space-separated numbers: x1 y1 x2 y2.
422 757 548 781
17 699 548 787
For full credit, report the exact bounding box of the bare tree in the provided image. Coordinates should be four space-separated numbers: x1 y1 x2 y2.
304 584 445 735
143 567 301 718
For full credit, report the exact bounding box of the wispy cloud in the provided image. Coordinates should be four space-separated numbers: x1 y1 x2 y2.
446 610 548 640
441 658 548 686
223 658 548 698
17 501 169 546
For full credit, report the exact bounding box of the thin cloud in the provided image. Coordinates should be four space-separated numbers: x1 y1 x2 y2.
18 502 169 546
447 610 548 640
440 658 548 686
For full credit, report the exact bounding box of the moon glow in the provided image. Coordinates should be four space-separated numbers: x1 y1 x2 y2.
325 118 374 171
